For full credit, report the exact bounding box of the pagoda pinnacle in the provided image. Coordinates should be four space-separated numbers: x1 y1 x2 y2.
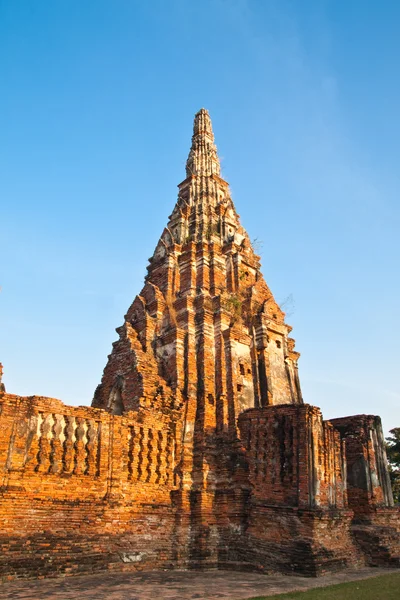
186 108 221 178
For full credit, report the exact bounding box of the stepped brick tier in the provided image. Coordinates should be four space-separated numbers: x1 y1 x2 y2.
0 110 399 580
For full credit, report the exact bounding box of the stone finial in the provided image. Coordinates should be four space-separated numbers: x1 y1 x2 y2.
193 108 215 138
186 108 221 178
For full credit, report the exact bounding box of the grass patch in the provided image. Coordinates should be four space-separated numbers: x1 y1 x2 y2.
247 573 400 600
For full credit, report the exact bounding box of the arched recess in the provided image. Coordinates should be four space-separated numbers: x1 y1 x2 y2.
107 375 124 415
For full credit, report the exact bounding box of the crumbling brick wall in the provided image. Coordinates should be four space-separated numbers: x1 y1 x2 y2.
331 415 394 512
0 392 180 579
330 415 400 566
236 405 362 574
238 405 347 509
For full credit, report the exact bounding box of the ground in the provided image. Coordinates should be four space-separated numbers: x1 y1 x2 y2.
1 568 399 600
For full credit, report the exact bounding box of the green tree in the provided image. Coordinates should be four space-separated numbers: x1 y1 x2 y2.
385 427 400 503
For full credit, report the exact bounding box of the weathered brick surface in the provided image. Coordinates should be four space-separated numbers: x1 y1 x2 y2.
237 405 363 574
0 109 398 580
0 392 180 578
330 415 394 511
238 405 347 509
331 415 400 566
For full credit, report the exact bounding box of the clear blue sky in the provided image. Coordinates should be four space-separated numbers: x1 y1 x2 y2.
1 0 399 433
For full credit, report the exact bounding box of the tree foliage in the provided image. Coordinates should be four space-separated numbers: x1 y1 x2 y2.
385 427 400 503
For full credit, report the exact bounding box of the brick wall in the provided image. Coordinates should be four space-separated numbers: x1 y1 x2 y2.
237 405 362 574
1 392 399 579
238 405 346 509
331 414 394 512
0 392 180 579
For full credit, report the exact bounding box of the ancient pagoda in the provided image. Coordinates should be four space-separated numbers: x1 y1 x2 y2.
93 109 302 418
0 109 398 579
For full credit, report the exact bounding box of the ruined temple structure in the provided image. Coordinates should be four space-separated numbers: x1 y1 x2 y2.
0 109 399 580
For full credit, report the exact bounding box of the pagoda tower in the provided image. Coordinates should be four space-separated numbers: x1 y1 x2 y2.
92 108 304 565
93 108 302 420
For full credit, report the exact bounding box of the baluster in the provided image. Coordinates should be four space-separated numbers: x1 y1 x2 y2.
73 418 87 475
63 416 76 474
155 431 163 484
127 426 135 480
49 414 64 474
137 427 145 481
24 414 39 470
85 420 98 476
164 431 172 485
146 429 154 482
35 414 53 473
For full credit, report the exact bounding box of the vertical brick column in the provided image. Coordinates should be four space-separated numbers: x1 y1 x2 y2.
331 415 394 512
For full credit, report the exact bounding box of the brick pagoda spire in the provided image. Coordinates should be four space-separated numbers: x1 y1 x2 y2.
93 108 302 424
92 109 304 552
